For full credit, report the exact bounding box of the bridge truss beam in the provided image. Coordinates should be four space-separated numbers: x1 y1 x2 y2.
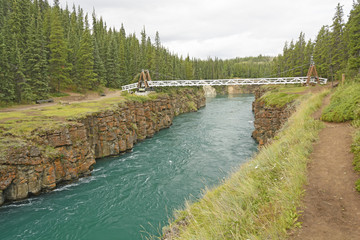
121 77 328 91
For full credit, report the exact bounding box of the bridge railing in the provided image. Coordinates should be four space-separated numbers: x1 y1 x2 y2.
121 77 328 91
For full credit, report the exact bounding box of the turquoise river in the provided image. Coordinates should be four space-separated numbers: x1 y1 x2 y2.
0 94 258 240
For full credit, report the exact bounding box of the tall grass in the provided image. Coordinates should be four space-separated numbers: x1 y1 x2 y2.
259 85 310 107
163 90 329 239
352 130 360 191
321 82 360 122
260 92 300 107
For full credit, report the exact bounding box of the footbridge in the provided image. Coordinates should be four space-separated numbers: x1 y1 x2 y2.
121 76 328 91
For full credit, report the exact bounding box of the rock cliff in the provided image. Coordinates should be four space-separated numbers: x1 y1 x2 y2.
0 89 205 206
251 88 296 146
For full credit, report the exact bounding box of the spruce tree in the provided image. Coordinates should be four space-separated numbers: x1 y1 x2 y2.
105 32 120 88
93 37 106 86
0 29 15 102
7 0 31 102
185 55 193 79
314 26 331 78
140 27 147 69
293 32 306 76
67 6 80 84
330 3 346 79
49 4 71 92
76 14 97 90
25 0 49 99
151 31 161 80
347 0 360 75
118 24 128 85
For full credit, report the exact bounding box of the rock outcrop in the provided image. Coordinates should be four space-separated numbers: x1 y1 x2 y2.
251 89 296 146
0 89 205 206
203 86 217 97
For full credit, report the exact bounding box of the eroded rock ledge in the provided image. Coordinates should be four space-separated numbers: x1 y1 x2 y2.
0 89 205 206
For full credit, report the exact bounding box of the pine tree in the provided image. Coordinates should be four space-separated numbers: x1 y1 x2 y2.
145 36 153 70
76 14 97 90
105 31 120 88
330 3 346 79
314 25 331 78
118 24 128 85
127 33 140 80
13 40 30 101
49 4 71 92
0 28 15 102
67 5 80 84
7 0 31 102
140 27 147 69
24 0 49 99
93 37 106 86
347 0 360 75
151 31 162 80
185 55 193 79
293 32 306 76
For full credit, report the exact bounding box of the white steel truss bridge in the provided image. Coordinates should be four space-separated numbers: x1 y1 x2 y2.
121 77 328 91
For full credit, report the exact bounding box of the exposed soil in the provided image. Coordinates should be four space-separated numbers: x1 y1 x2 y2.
290 94 360 240
0 88 122 112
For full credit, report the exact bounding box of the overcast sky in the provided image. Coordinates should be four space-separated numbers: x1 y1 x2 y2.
59 0 354 59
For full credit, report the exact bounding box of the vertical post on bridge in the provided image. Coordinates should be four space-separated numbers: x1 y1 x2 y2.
306 56 320 85
137 70 152 91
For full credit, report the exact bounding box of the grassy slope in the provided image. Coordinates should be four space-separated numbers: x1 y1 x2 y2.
321 82 360 122
163 90 328 239
260 85 307 107
321 81 360 191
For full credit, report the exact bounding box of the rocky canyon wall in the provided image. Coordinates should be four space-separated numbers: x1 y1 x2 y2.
251 89 296 146
0 89 205 206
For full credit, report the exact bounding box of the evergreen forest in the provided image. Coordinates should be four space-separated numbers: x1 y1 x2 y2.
0 0 359 104
273 2 360 80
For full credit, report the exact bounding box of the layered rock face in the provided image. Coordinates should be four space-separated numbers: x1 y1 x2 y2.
0 89 205 206
251 89 295 146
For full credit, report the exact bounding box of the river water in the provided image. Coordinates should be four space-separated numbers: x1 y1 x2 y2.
0 94 257 240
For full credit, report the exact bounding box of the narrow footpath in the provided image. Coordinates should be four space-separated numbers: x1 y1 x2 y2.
291 95 360 239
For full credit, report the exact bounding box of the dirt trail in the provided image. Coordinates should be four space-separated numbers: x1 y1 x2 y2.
0 89 122 112
290 94 360 240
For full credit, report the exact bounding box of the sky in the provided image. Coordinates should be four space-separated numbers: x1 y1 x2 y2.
59 0 355 59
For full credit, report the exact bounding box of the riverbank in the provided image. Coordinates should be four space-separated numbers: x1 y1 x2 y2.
163 87 329 239
0 88 205 206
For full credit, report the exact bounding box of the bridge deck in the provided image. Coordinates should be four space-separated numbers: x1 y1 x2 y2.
121 77 327 91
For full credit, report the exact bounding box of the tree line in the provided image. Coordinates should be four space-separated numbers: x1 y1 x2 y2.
0 0 273 103
273 2 360 81
3 0 358 104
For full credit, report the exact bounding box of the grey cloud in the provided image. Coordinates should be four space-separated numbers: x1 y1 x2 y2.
61 0 354 59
